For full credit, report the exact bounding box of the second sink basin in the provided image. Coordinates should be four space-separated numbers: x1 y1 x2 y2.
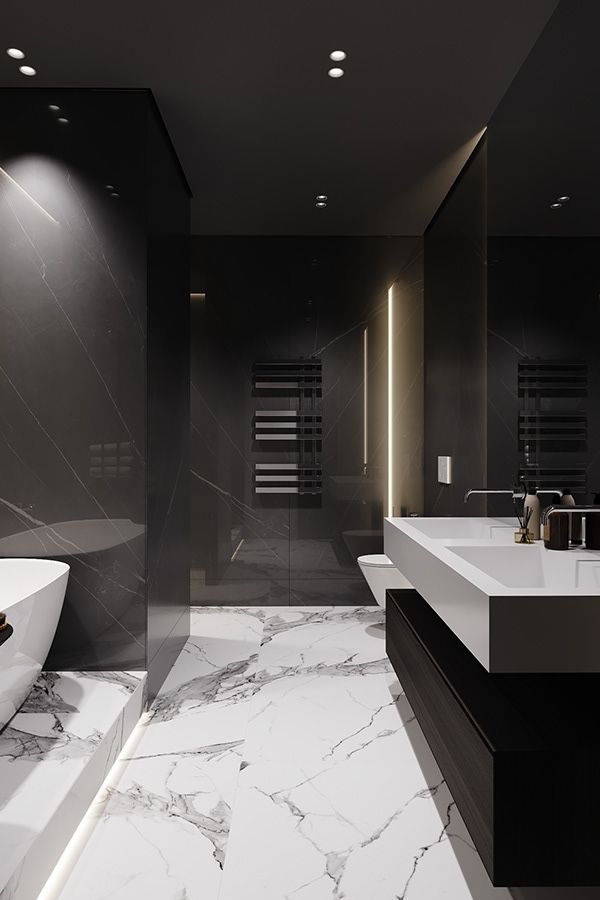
406 517 514 541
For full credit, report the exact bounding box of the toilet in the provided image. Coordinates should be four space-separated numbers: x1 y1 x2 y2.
357 554 412 608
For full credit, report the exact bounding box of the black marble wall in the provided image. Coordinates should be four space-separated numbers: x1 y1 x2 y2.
190 236 421 606
0 89 190 689
424 136 488 516
487 237 600 514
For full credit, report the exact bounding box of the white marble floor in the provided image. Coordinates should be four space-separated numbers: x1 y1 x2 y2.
49 608 512 900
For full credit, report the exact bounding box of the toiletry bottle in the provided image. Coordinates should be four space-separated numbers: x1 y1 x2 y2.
524 487 541 540
543 511 570 550
561 488 582 545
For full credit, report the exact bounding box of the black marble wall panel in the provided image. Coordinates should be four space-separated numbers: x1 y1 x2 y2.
424 136 487 516
0 89 148 669
0 89 190 683
146 105 191 698
487 237 600 515
191 236 421 606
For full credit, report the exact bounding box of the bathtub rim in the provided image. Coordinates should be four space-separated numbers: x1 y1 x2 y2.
0 558 70 611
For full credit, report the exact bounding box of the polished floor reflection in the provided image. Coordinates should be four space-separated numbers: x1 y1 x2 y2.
49 607 508 900
191 538 376 606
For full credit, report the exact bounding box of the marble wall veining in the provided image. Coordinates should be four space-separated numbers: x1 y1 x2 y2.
0 89 190 691
190 237 423 606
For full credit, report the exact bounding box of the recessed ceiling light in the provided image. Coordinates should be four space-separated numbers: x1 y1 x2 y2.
550 202 562 209
48 104 60 112
110 192 120 199
316 194 328 201
329 50 346 62
557 195 570 202
316 201 327 208
328 67 344 79
57 117 69 125
105 184 114 190
6 48 25 60
19 65 36 76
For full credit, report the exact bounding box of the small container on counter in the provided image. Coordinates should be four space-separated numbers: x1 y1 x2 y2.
524 488 541 540
543 511 570 550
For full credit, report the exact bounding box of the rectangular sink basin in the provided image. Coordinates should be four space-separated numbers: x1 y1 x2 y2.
449 545 547 588
384 517 600 673
406 517 514 541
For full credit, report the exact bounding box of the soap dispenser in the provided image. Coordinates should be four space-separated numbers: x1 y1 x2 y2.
524 487 541 541
560 488 582 545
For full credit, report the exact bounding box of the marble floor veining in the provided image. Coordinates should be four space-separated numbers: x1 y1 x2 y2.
48 607 511 900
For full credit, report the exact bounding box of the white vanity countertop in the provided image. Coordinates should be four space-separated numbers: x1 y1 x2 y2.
384 517 600 673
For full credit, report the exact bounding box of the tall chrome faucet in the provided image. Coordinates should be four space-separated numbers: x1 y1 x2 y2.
464 486 526 504
463 486 562 504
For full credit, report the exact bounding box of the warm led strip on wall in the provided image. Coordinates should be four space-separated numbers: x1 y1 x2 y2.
387 285 394 517
363 327 368 472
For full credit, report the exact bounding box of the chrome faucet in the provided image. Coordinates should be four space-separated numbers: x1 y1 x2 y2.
464 486 562 504
542 505 600 540
464 486 526 504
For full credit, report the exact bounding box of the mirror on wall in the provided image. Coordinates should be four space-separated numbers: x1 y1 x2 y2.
486 0 600 511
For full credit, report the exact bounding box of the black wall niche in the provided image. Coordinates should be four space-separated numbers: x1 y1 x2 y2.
424 136 488 516
190 236 422 606
0 89 190 695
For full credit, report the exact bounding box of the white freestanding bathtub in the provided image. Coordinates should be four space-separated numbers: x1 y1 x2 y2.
0 559 69 731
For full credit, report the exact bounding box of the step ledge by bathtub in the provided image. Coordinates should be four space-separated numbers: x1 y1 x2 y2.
0 669 147 900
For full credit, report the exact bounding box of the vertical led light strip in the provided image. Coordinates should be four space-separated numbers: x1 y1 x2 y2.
363 327 368 472
387 285 394 517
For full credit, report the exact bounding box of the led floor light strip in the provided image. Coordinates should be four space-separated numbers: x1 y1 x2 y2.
37 711 151 899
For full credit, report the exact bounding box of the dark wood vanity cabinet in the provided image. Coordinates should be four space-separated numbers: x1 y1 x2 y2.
386 588 600 887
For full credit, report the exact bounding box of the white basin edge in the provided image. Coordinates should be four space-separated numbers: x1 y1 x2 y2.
386 516 600 598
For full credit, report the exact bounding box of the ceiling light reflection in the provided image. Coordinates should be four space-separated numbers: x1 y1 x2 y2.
0 166 59 225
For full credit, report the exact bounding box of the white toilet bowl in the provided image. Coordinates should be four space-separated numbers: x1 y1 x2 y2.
357 554 412 608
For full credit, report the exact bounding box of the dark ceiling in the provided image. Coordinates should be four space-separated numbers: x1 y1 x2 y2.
1 0 558 235
488 0 600 236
